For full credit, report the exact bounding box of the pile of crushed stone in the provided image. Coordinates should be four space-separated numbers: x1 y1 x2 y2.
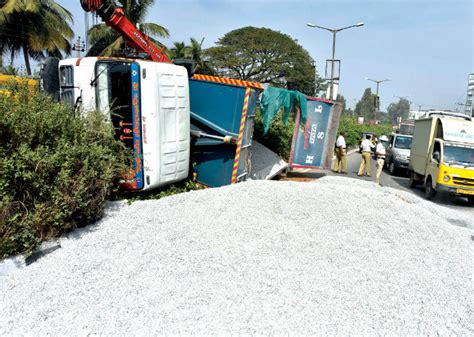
1 176 473 335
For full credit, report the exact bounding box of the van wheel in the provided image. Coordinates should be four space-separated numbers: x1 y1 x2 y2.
425 177 436 200
389 161 396 175
408 171 417 188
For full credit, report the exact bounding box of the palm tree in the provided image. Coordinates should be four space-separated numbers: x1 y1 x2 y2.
0 0 74 75
170 37 213 74
189 38 204 63
171 41 191 59
87 0 169 57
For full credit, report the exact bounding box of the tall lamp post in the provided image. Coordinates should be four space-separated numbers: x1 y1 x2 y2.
307 22 364 100
366 78 391 119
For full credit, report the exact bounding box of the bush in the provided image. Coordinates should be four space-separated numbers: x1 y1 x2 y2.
253 107 296 161
125 178 203 203
338 115 393 148
0 86 129 258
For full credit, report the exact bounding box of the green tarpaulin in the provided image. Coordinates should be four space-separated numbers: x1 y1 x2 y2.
260 87 307 134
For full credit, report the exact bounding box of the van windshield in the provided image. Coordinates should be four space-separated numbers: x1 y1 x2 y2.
394 136 412 149
444 144 474 165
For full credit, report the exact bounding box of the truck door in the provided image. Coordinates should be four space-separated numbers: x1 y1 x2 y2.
427 140 442 189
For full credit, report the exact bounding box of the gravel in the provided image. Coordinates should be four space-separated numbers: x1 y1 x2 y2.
1 176 473 335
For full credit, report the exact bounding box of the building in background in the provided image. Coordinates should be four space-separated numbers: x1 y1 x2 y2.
465 73 473 116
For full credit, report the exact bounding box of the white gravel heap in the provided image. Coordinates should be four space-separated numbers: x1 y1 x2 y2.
1 176 473 335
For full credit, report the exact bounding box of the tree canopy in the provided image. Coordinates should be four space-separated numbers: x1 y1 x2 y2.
205 26 322 95
387 98 410 123
0 0 74 75
354 88 377 120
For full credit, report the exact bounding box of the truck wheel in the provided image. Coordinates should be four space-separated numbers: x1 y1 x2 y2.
408 171 417 188
425 177 436 200
468 196 474 206
389 161 396 176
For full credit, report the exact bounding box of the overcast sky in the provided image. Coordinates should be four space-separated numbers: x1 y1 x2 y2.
44 0 474 111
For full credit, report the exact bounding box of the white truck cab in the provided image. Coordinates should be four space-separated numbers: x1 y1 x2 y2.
59 57 190 191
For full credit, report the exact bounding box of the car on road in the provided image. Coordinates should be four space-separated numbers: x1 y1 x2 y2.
383 133 413 175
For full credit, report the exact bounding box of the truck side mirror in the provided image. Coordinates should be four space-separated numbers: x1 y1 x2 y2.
433 152 440 162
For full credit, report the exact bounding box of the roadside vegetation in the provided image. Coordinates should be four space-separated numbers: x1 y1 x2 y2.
0 85 129 258
253 108 296 161
338 115 393 148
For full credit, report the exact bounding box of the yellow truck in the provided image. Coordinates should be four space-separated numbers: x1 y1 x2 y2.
408 115 474 204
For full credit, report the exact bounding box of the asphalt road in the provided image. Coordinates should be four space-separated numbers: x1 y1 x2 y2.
288 152 473 218
338 152 473 217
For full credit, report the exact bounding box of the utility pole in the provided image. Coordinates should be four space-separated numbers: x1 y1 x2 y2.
366 78 391 120
455 102 465 113
72 37 85 58
84 12 89 52
307 22 364 101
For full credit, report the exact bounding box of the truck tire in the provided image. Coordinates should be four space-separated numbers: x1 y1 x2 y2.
388 160 397 176
425 177 436 200
468 196 474 206
408 171 417 188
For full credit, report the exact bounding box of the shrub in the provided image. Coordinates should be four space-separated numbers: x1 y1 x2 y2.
0 86 129 258
253 107 296 161
125 178 203 203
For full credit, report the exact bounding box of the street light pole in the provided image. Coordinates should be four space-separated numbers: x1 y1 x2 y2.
366 78 391 119
307 22 364 100
330 31 336 100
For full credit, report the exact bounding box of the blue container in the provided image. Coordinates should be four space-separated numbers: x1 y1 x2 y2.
289 97 340 169
189 77 260 187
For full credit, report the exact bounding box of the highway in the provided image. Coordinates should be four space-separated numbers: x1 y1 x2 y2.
340 152 473 217
289 151 473 219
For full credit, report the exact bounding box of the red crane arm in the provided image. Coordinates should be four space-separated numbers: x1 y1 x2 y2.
81 0 170 62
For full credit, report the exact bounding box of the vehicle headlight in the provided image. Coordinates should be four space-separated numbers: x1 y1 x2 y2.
395 155 408 161
443 175 450 182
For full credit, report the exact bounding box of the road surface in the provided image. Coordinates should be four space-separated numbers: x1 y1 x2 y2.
288 152 473 218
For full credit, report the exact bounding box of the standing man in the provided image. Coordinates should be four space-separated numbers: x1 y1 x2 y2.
375 135 388 184
357 134 375 176
333 131 347 174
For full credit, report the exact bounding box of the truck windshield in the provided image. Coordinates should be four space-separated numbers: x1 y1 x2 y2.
95 61 132 142
444 144 474 165
394 136 412 149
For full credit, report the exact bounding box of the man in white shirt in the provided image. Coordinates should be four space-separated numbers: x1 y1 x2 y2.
357 135 375 176
333 132 347 174
375 135 388 184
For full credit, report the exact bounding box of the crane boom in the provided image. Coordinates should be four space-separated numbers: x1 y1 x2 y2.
80 0 170 62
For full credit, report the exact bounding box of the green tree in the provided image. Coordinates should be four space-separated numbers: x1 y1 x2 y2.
0 0 73 75
387 98 410 124
354 88 377 120
171 37 214 75
205 26 322 95
87 0 169 57
171 41 191 59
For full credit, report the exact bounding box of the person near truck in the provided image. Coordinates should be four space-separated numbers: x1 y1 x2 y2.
375 135 388 184
333 132 347 174
358 135 375 176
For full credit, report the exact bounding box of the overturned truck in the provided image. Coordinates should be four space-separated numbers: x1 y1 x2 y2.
41 0 341 192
